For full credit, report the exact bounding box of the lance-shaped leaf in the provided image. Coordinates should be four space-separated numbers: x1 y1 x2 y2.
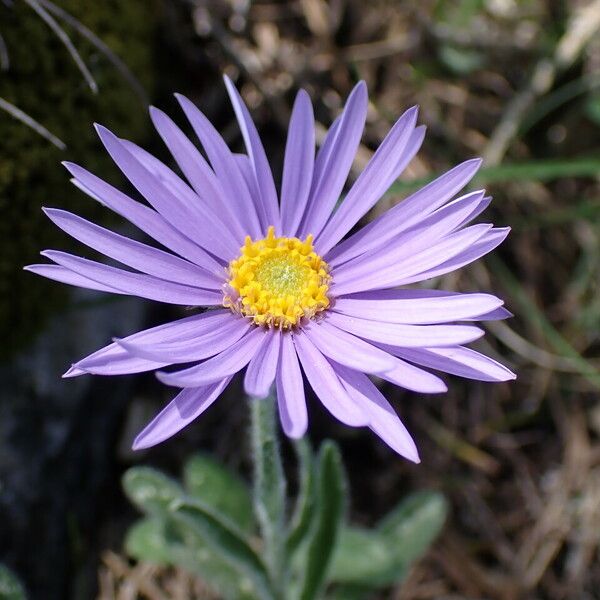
286 439 316 556
297 441 346 600
175 498 275 600
329 491 448 587
377 490 448 566
329 527 395 585
123 466 274 599
125 517 256 600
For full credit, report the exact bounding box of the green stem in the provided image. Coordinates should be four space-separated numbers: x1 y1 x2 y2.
250 393 287 596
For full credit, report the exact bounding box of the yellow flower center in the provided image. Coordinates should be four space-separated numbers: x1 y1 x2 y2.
224 226 331 329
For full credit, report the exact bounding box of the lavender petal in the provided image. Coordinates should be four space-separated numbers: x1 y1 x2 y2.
334 363 420 462
305 319 397 373
149 106 247 242
117 136 240 259
42 250 222 306
116 314 252 364
293 331 368 426
67 311 231 376
327 311 484 347
244 329 281 398
341 289 512 322
404 227 511 284
467 306 513 321
223 76 280 230
132 378 232 450
234 154 262 221
175 93 263 239
333 292 503 324
298 81 368 238
95 124 238 260
331 188 486 275
63 162 223 275
43 208 221 289
331 223 491 296
25 263 124 294
453 195 492 231
156 327 268 387
326 158 482 265
315 106 420 254
391 346 516 382
377 356 448 393
276 334 308 438
280 90 315 237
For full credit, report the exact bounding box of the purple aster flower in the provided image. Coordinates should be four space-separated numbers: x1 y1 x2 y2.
26 77 515 462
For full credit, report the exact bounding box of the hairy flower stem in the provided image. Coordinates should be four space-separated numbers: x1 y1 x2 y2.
250 393 287 595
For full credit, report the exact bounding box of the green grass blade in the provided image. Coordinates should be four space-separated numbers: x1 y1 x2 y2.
385 157 600 197
490 255 600 389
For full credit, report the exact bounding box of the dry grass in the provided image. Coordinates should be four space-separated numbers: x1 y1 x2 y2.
98 551 219 600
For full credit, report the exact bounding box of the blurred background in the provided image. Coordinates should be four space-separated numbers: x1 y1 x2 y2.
1 0 600 598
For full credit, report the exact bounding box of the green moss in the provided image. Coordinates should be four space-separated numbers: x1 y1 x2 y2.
0 0 159 356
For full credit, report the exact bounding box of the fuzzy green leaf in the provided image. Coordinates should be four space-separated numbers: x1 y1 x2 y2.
122 466 184 515
184 453 254 534
175 498 275 600
330 491 447 587
376 490 447 578
125 518 174 565
125 517 258 600
297 441 346 600
123 466 272 598
250 395 287 592
286 439 316 556
329 527 397 586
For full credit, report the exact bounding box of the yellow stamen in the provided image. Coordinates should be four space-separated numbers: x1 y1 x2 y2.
224 226 331 329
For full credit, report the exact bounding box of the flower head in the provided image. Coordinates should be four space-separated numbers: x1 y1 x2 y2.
26 76 515 462
225 226 331 328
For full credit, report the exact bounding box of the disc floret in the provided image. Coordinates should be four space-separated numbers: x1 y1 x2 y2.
225 226 331 328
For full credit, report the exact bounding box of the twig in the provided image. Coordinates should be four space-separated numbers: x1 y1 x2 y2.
484 320 592 373
421 413 502 475
342 33 418 62
0 96 66 149
37 0 148 105
101 551 168 600
21 0 98 93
